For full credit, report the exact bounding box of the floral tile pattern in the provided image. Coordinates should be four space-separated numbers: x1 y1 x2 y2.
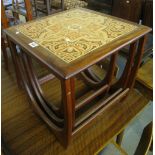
17 9 138 63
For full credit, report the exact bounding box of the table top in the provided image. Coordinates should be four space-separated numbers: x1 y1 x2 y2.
5 8 151 79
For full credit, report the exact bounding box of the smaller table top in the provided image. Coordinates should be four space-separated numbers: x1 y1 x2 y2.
137 58 153 90
5 8 151 79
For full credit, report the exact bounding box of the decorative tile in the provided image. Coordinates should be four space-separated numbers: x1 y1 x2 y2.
17 9 138 63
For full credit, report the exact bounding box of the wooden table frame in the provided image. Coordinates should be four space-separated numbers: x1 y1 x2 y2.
5 9 151 148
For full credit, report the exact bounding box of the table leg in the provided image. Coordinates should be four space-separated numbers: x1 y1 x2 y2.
46 0 51 15
61 78 75 146
61 0 64 10
24 0 33 21
7 39 23 88
7 39 75 147
111 36 147 91
119 42 137 88
33 0 38 17
127 36 147 89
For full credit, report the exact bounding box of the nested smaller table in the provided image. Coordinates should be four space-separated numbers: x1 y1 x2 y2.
5 8 151 148
136 58 153 100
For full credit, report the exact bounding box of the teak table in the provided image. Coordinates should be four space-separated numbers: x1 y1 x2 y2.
5 8 151 148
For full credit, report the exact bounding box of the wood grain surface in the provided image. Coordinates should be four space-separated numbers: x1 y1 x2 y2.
2 59 149 155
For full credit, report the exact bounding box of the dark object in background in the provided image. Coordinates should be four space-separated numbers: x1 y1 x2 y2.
87 0 113 14
142 0 153 30
112 0 142 23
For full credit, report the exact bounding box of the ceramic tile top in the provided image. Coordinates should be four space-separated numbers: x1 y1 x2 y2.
17 9 138 63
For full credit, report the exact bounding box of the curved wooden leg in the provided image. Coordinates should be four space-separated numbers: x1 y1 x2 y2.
8 39 75 148
7 38 23 88
80 53 117 89
112 36 147 91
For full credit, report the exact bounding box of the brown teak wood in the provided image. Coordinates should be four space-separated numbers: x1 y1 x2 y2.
4 8 151 148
